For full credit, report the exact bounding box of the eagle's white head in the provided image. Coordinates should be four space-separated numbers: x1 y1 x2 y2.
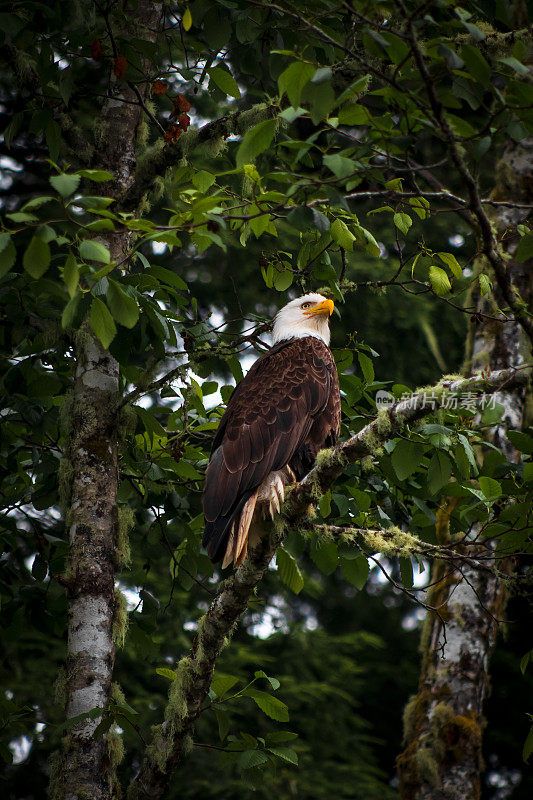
272 293 335 346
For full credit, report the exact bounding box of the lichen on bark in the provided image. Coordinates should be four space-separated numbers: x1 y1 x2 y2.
397 136 532 800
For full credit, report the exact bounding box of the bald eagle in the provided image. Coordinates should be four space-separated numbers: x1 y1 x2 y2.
202 293 341 568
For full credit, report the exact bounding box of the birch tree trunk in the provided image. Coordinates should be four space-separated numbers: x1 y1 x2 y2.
51 5 162 798
397 138 533 800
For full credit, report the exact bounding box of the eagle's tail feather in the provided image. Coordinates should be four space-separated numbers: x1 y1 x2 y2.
221 521 236 569
205 467 297 567
233 490 258 567
202 491 254 563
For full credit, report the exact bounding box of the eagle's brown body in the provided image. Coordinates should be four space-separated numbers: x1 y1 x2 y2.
202 335 341 566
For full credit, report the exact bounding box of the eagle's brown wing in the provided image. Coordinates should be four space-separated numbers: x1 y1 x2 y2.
202 337 340 562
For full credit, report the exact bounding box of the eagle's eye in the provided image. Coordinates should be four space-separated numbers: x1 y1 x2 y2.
301 302 312 309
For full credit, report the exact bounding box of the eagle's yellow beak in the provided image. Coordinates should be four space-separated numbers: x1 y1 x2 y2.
302 298 335 317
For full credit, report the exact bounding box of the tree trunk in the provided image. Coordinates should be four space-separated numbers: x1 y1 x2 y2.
397 139 532 800
50 5 162 798
53 330 121 800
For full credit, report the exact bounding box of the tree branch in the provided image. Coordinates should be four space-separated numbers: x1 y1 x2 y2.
396 0 533 344
122 102 279 211
126 365 530 800
284 367 530 521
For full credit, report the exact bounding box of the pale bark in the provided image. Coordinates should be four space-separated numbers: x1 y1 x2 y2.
52 4 163 799
126 367 528 800
57 333 120 799
398 138 532 800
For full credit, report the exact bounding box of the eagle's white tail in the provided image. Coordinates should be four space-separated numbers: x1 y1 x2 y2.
223 467 295 568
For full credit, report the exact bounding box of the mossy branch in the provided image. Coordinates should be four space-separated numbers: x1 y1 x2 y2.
302 523 498 574
126 524 284 800
126 365 529 800
122 102 279 211
284 366 530 521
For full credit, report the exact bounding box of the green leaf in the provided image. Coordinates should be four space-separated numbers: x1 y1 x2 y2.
59 66 74 106
208 66 241 98
515 232 533 264
460 44 491 87
522 463 533 483
50 173 81 197
135 406 166 445
268 746 298 765
254 670 281 691
182 6 192 30
520 650 532 674
323 154 354 179
5 212 37 223
479 273 491 295
173 461 202 480
156 667 176 681
23 236 51 279
310 539 338 575
391 440 426 481
45 119 61 161
399 556 413 589
478 476 502 500
429 265 452 296
318 490 331 518
21 195 55 211
236 119 277 168
216 709 229 742
506 431 533 455
112 701 139 717
77 169 114 182
80 239 111 264
107 280 139 328
227 355 244 382
499 56 529 77
63 252 79 298
438 44 464 70
90 298 117 349
278 106 306 123
286 206 330 233
4 110 24 147
239 750 268 770
311 67 332 84
211 674 239 697
393 212 412 235
357 352 374 383
458 433 478 472
481 402 504 425
338 104 368 125
523 725 533 763
330 218 355 250
427 452 452 494
55 707 104 736
148 264 188 291
192 170 216 193
61 294 81 328
409 197 430 219
341 555 369 589
266 731 298 744
278 61 315 108
437 252 462 279
246 689 289 722
276 548 304 594
0 236 16 277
